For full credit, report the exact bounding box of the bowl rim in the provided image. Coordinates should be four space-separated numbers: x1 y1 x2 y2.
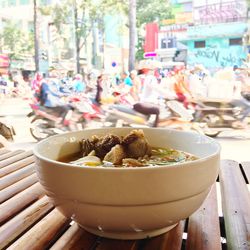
33 127 221 171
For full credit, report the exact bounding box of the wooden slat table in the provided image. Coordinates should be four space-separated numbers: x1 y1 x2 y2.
0 148 250 250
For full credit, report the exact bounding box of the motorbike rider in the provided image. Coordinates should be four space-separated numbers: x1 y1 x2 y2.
0 73 8 97
133 62 176 127
230 66 250 128
172 66 192 109
230 92 250 128
129 70 142 101
72 74 86 93
94 74 104 106
39 77 73 127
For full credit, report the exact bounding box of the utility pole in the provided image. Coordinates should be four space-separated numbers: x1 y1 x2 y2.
34 0 39 72
128 0 136 71
73 1 80 73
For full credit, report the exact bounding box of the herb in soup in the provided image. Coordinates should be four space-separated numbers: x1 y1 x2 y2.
60 129 197 167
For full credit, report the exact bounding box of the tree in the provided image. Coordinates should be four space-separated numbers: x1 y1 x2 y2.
102 0 172 63
41 0 109 73
34 0 39 72
247 0 250 19
136 0 173 60
40 0 172 71
0 20 34 65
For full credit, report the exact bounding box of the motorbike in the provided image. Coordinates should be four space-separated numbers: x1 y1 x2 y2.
105 98 195 128
27 95 104 141
27 103 84 141
104 94 220 136
192 97 250 136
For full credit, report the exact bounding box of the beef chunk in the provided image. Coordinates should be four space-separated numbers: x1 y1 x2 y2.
122 129 151 158
104 144 127 165
93 134 121 159
80 139 94 156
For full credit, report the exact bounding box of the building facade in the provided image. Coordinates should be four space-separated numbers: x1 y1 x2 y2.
0 0 129 75
185 0 248 70
144 0 249 70
185 22 247 69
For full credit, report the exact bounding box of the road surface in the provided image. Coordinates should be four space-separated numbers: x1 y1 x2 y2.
1 97 250 162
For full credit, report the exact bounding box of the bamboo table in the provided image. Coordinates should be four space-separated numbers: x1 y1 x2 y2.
0 148 249 250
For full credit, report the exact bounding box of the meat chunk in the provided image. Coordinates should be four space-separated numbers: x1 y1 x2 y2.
80 139 94 156
104 145 127 165
92 134 121 159
122 129 151 158
80 134 121 158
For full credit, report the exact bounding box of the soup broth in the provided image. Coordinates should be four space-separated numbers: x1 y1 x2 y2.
58 129 197 168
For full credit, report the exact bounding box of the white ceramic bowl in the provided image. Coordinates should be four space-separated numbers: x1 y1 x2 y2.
33 127 221 239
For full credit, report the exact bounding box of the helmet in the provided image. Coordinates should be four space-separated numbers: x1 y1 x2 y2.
74 74 83 80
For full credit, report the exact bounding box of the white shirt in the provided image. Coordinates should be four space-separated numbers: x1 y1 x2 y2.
140 75 160 104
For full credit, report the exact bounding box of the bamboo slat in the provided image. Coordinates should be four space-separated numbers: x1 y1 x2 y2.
0 173 38 203
0 182 44 225
141 220 185 250
8 208 70 250
0 150 249 250
0 164 35 191
50 223 98 250
0 155 34 178
220 160 250 250
186 184 221 250
0 150 33 168
95 238 138 250
0 148 10 155
0 150 24 163
241 162 250 184
0 196 53 249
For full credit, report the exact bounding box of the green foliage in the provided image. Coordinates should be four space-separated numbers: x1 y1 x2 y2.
136 0 172 60
44 0 109 37
98 0 172 61
137 0 172 26
101 0 128 14
38 0 172 64
247 0 250 12
135 35 144 61
99 0 172 26
0 20 34 61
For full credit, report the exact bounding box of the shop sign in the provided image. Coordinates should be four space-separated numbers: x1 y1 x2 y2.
0 54 9 68
175 12 193 24
161 19 176 25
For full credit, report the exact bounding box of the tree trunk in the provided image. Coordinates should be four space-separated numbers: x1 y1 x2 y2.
128 0 137 71
34 0 39 72
74 2 80 73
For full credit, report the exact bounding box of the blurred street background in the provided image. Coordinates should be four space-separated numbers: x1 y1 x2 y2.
1 97 250 162
0 0 250 162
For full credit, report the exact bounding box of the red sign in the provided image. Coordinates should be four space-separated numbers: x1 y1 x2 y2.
144 23 159 53
0 54 9 68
